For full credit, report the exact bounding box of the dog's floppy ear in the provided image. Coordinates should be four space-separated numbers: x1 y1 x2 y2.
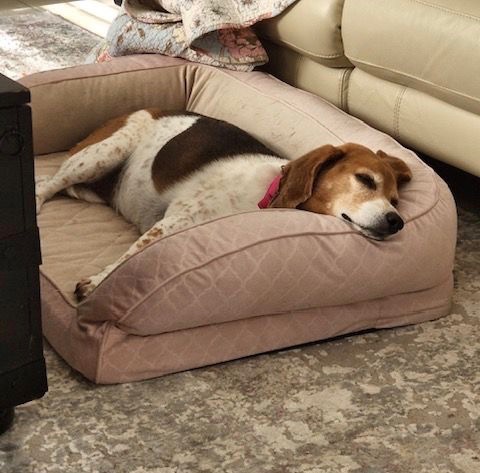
269 145 345 208
377 150 412 185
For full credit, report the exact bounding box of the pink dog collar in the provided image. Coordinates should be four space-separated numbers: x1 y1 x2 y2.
258 175 282 209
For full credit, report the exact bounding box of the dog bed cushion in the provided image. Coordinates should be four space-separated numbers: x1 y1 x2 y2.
22 55 457 383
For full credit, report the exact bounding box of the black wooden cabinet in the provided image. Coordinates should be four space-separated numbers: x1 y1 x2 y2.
0 74 47 434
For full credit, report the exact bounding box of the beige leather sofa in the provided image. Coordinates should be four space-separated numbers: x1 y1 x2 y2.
256 0 480 177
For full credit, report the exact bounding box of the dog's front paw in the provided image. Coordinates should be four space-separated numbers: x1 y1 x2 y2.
75 278 96 302
75 269 112 301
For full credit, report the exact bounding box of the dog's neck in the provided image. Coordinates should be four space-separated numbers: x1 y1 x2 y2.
257 175 282 209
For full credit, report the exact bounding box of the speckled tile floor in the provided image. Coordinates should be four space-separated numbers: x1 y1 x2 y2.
1 8 479 473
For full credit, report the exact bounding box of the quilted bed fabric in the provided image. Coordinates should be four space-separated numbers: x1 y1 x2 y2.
26 55 457 383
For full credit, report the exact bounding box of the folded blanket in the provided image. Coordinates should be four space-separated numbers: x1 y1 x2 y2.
88 0 297 71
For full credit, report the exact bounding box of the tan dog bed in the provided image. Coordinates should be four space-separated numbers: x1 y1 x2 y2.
21 55 457 384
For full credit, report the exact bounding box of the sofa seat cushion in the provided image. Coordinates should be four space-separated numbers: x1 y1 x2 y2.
255 0 351 67
23 55 457 383
342 0 480 115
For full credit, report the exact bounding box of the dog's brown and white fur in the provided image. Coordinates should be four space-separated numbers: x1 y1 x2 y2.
35 109 412 301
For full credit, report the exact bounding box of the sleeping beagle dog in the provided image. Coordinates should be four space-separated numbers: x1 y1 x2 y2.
35 109 412 301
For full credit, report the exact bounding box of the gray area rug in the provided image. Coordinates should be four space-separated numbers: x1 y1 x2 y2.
0 8 100 80
1 9 479 473
1 191 478 473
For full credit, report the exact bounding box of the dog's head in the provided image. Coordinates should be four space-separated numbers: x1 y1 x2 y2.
269 143 412 240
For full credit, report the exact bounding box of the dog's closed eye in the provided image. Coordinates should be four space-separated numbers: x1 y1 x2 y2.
355 173 376 190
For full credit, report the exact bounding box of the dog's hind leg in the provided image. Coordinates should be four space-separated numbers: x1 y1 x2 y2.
35 109 157 213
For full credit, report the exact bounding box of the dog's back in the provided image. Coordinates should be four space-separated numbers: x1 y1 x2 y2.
109 113 286 232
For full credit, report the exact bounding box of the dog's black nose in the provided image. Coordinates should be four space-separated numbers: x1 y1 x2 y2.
386 212 404 233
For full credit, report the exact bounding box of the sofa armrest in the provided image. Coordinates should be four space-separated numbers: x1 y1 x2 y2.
19 55 189 155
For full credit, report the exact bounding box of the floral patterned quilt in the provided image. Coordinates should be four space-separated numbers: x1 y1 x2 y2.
89 0 297 71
